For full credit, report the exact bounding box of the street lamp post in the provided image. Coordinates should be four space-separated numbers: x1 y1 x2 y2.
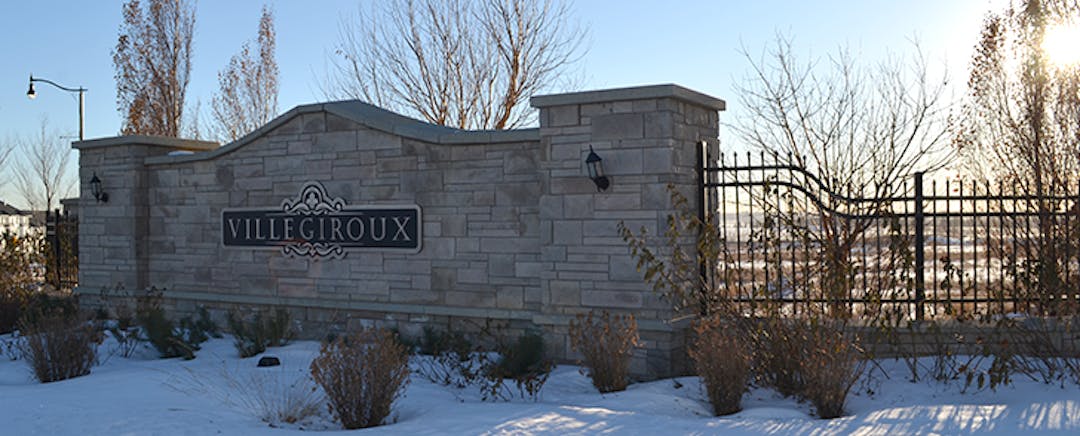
27 74 87 141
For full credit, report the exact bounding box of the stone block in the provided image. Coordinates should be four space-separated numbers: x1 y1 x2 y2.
270 116 303 135
592 113 643 140
608 254 642 281
287 141 312 155
541 246 566 262
552 220 582 246
401 171 444 193
479 238 523 253
301 113 326 133
279 279 318 298
562 195 595 219
377 157 417 173
432 267 456 291
490 255 515 277
550 177 598 195
581 221 617 238
504 150 538 174
546 105 579 127
551 143 583 161
539 196 563 219
496 287 524 309
325 113 358 131
642 148 674 174
391 289 439 304
445 290 496 308
595 193 641 210
472 190 496 206
495 183 541 206
644 112 674 138
549 280 580 306
385 260 431 275
604 148 644 176
456 237 479 253
515 261 542 278
423 222 442 237
582 289 643 309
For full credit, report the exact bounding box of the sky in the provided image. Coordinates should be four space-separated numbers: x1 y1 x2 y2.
0 0 1006 210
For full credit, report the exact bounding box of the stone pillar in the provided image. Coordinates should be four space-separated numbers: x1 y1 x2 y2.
531 84 724 378
73 136 217 294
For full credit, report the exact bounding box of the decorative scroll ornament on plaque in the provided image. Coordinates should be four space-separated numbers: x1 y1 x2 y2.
222 181 422 259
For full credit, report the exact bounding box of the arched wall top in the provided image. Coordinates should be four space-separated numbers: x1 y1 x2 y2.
75 100 539 166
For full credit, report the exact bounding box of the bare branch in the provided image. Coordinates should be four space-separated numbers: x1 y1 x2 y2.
323 0 586 130
14 119 75 212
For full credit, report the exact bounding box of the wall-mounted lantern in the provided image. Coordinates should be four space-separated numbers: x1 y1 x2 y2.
90 172 108 203
585 145 610 192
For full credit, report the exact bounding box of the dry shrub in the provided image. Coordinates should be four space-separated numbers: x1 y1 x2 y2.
689 315 751 416
754 317 806 397
135 288 205 360
799 320 865 419
569 310 640 393
310 328 410 429
413 324 553 402
488 331 553 402
228 307 294 358
20 314 99 383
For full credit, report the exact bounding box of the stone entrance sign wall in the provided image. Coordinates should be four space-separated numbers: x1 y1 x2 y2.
74 84 724 378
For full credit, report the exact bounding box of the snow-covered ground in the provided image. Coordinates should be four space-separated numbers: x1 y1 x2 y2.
2 334 1079 435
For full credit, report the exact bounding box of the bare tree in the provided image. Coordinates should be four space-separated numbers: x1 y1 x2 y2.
113 0 196 137
732 36 952 207
954 0 1080 310
956 0 1080 192
15 120 75 212
211 6 278 142
728 36 952 316
0 140 11 189
324 0 586 130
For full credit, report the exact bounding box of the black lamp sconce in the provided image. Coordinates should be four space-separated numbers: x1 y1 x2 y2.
585 145 610 192
90 172 109 203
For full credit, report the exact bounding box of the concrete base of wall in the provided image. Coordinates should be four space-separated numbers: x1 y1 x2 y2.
78 287 693 380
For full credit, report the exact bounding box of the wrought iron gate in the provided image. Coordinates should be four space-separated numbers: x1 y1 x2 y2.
45 209 78 290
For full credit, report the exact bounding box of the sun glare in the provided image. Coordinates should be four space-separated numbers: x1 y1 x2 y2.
1043 23 1080 67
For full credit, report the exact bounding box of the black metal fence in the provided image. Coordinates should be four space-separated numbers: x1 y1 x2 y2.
701 146 1080 321
45 209 78 290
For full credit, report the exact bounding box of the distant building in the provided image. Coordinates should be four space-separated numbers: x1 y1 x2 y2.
0 201 36 238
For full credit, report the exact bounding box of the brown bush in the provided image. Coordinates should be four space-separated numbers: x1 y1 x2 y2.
689 315 751 416
799 320 865 419
754 317 806 397
568 311 640 393
310 328 410 429
20 314 99 383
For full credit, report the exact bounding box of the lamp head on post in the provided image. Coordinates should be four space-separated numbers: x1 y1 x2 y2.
90 172 108 203
26 73 86 141
585 145 610 192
